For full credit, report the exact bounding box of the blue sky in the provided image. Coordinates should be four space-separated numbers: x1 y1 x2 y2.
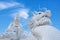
0 0 60 34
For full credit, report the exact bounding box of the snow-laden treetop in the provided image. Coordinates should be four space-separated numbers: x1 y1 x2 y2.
29 9 51 29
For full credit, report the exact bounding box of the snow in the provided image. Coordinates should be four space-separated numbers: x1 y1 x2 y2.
31 25 60 40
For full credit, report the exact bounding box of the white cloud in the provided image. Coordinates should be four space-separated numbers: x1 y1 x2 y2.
12 8 29 19
0 2 29 19
0 2 24 10
19 9 29 19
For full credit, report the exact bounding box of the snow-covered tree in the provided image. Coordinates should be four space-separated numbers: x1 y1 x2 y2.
29 9 60 40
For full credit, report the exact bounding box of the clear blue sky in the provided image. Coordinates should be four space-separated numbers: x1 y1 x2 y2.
0 0 60 34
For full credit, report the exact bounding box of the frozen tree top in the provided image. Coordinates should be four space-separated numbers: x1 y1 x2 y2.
0 13 27 40
29 9 52 29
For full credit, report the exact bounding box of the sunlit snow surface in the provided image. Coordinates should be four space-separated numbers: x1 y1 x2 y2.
31 25 60 40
